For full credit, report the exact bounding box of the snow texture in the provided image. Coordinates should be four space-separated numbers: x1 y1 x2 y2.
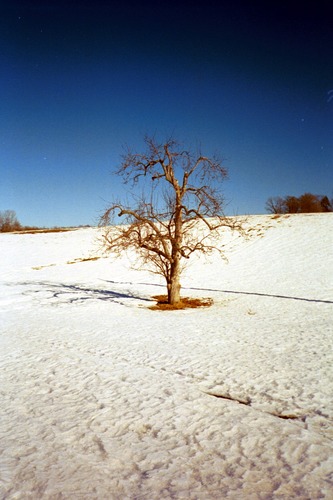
1 213 332 499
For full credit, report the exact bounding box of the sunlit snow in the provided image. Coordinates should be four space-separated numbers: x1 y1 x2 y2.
1 214 332 499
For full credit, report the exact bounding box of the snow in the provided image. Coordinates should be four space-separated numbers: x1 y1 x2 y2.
1 213 332 499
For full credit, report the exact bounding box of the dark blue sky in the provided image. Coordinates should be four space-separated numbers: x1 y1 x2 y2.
1 0 332 227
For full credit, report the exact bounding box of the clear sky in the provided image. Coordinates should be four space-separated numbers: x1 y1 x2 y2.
1 0 332 227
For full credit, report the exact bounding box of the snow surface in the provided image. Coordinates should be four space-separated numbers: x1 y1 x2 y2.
1 213 332 499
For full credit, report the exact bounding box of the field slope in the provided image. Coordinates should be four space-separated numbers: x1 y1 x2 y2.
1 213 332 499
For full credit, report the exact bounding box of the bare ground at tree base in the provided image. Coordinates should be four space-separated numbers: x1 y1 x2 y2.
149 295 213 310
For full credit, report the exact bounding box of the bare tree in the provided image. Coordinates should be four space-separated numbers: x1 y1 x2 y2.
265 196 285 214
284 195 300 214
298 193 322 213
99 137 242 305
320 195 333 212
0 210 21 232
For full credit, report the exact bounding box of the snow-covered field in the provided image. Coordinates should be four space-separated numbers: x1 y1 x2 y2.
1 213 332 499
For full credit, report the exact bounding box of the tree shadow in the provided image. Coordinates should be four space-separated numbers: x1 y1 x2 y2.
19 280 332 307
103 280 333 305
19 281 152 306
189 287 333 304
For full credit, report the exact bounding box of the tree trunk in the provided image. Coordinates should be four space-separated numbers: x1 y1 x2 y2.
167 259 181 305
167 186 183 305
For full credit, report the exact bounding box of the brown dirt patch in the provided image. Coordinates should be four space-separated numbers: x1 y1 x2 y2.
150 295 213 311
67 256 101 264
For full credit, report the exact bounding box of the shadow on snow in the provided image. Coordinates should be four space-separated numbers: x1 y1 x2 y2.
19 282 152 306
104 280 333 305
16 280 333 306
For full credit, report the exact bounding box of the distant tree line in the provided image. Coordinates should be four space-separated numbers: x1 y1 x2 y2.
0 210 42 232
266 193 333 214
0 210 92 232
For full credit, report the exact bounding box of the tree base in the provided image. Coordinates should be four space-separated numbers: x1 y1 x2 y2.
149 295 213 311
